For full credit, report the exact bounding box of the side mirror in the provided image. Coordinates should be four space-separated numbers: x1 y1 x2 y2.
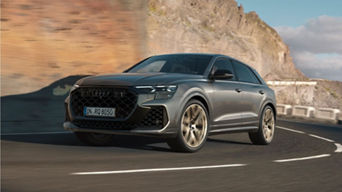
211 69 234 80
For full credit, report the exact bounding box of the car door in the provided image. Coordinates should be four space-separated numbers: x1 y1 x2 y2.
208 57 245 130
232 60 266 124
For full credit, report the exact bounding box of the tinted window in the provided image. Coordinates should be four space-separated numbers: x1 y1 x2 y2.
250 68 265 84
127 55 213 75
211 58 235 80
233 61 260 84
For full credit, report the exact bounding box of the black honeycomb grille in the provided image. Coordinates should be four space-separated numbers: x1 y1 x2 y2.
73 107 167 130
70 87 137 119
140 106 165 127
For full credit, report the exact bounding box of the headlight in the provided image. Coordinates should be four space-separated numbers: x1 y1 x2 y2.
70 84 79 93
135 85 177 100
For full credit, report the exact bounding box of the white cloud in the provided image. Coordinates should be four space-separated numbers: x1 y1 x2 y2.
292 51 342 81
275 16 342 81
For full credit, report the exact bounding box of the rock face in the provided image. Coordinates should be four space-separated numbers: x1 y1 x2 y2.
270 80 342 111
145 0 304 81
1 0 146 96
1 0 305 96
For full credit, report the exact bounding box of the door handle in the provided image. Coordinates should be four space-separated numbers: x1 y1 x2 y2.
259 90 264 95
235 88 242 93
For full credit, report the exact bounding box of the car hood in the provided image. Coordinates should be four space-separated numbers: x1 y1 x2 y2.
77 73 203 86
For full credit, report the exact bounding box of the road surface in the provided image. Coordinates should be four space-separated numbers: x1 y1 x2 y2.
2 120 342 192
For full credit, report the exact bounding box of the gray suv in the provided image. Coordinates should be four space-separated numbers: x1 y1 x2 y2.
64 53 276 152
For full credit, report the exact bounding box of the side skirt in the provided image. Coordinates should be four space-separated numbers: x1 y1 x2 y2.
209 126 258 135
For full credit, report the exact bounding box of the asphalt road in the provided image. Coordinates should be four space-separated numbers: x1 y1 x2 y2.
2 120 342 192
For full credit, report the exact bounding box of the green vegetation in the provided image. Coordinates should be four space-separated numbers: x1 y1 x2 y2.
324 86 341 100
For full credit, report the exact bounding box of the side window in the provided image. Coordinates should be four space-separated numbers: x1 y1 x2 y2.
233 61 260 84
251 68 265 84
211 58 235 80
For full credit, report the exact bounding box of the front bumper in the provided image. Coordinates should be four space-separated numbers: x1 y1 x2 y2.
63 121 173 137
64 87 180 137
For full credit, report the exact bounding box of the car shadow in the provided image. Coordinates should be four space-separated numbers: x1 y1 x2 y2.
207 138 252 145
1 133 171 152
2 132 251 153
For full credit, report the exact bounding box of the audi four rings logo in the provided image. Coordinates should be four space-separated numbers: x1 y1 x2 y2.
81 89 125 98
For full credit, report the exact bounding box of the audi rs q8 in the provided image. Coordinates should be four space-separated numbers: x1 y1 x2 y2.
64 53 277 152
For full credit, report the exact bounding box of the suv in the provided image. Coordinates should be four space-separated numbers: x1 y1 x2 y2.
64 53 276 152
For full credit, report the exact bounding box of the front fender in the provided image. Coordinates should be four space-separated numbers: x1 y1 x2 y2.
174 84 212 126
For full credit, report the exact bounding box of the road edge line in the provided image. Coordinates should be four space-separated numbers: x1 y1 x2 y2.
71 164 247 175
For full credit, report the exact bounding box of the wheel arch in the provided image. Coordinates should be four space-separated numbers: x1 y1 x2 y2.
188 95 210 118
262 101 277 121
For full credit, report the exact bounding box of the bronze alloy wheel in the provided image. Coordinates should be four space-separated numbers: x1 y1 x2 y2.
181 103 208 148
262 108 275 143
248 106 276 145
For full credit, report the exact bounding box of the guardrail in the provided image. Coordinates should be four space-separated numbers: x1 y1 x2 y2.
292 105 315 118
315 108 340 120
277 104 341 122
276 104 292 115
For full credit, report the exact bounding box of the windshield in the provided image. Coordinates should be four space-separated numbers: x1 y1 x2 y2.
126 55 213 75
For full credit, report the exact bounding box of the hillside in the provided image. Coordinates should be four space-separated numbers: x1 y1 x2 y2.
145 0 304 81
1 0 304 96
1 0 145 96
271 80 342 111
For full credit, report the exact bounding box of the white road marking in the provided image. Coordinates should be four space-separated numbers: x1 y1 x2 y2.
276 126 305 134
1 131 71 136
334 143 342 153
273 154 331 163
308 134 335 143
71 164 247 175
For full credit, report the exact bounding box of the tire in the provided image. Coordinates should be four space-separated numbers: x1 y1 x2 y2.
249 105 275 145
74 132 114 146
167 99 209 152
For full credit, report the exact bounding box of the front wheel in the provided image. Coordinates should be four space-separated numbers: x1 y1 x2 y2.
74 132 114 146
167 100 209 152
249 105 275 145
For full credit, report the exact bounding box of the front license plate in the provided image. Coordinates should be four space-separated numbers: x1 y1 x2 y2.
84 107 116 117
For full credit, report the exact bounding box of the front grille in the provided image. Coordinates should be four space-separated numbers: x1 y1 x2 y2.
73 107 167 130
140 106 165 127
70 87 137 119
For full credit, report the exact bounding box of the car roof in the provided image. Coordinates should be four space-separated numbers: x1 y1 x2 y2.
152 53 246 65
152 53 225 57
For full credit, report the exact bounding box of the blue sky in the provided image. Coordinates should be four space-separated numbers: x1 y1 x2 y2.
236 0 342 27
236 0 342 81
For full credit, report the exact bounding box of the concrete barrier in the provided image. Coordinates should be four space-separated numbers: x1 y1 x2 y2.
339 113 342 124
276 104 292 115
267 81 317 86
315 108 340 120
276 104 341 124
292 105 315 118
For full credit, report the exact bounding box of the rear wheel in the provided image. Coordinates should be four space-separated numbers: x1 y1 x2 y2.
167 100 209 152
249 105 275 145
74 132 114 146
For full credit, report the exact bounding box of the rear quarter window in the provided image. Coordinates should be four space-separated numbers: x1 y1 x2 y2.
233 61 260 84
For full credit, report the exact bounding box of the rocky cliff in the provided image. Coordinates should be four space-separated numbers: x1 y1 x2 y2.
1 0 145 96
1 0 305 96
271 80 342 110
145 0 304 81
